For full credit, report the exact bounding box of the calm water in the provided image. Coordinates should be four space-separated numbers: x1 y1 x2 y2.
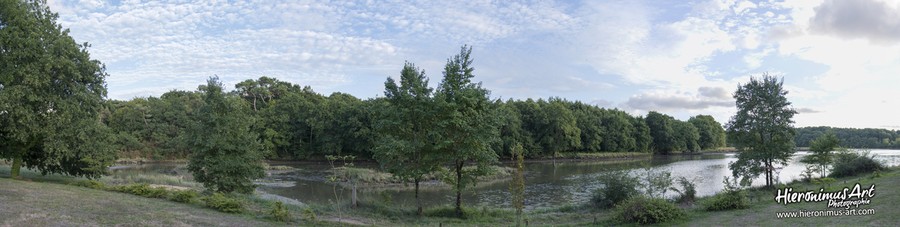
112 149 900 210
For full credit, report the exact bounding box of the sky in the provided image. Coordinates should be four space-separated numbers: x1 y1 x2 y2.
46 0 900 129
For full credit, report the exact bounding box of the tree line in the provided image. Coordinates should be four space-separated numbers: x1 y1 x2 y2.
795 126 900 149
101 80 729 161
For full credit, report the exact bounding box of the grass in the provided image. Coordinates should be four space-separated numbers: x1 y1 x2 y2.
667 167 900 226
0 178 284 226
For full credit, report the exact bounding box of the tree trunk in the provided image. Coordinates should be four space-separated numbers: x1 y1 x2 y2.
10 155 22 179
415 178 423 216
455 161 464 218
351 182 358 208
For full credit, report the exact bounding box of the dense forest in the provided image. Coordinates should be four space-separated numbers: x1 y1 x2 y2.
795 126 900 149
102 76 727 161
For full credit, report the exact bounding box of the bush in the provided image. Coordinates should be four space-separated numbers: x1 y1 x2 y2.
114 183 169 198
301 207 317 222
830 151 885 178
591 171 641 209
270 201 292 222
614 196 684 224
672 177 696 204
169 190 199 203
704 177 748 211
70 180 106 190
203 193 244 213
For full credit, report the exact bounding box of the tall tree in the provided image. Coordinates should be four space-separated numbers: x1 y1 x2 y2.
600 109 637 152
689 115 727 150
646 111 676 154
672 120 700 152
0 0 115 179
726 74 797 187
433 45 499 217
802 131 840 177
187 77 265 194
373 62 439 215
570 102 604 152
631 116 652 153
538 98 581 155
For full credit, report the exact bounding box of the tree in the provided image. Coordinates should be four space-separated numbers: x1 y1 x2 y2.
601 109 637 152
726 74 797 188
570 102 604 152
646 111 676 154
631 116 652 153
433 45 499 217
537 98 581 156
802 131 840 177
187 77 265 194
0 0 115 179
672 120 700 153
689 115 727 150
372 62 439 215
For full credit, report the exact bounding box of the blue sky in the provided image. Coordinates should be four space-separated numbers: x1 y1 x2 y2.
48 0 900 129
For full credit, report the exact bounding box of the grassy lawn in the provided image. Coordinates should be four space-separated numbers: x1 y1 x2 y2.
0 177 285 226
668 169 899 226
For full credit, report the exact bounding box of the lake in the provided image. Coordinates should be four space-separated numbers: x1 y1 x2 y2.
111 149 900 210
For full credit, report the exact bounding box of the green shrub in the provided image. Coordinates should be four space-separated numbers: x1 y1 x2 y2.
830 151 885 178
301 207 317 222
704 177 748 211
113 183 169 198
169 190 199 203
270 201 292 222
70 180 106 190
672 177 696 204
203 193 244 213
591 171 640 209
614 196 684 224
704 190 749 211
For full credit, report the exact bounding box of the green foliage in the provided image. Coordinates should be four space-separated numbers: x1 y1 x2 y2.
187 77 265 194
704 177 749 211
372 62 440 215
301 207 317 222
672 120 701 152
812 177 836 185
614 196 685 224
0 0 114 179
643 168 673 199
795 126 900 149
537 98 581 155
726 74 797 187
113 183 169 198
270 201 292 222
508 143 526 225
203 193 244 213
829 150 885 177
689 115 727 150
432 45 501 217
70 180 107 190
802 131 840 177
169 190 199 203
671 177 697 204
591 170 641 209
646 111 676 154
106 91 203 159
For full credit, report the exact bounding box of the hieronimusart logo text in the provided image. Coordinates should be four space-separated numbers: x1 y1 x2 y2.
774 183 876 209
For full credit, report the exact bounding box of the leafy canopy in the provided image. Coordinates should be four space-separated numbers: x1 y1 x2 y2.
0 0 115 178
